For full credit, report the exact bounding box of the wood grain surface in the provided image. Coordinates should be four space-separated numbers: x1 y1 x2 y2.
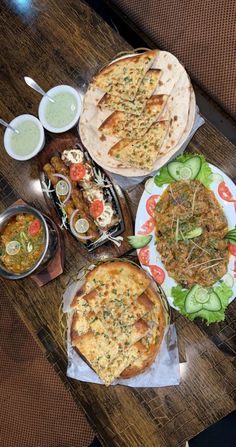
0 1 235 447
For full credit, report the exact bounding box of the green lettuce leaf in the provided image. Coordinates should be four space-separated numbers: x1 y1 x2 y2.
172 282 232 325
154 165 175 187
154 153 212 187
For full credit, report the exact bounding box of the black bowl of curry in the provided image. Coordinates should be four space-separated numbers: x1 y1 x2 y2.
0 205 55 279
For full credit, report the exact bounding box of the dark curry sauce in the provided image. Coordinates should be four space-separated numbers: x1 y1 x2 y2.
154 180 229 287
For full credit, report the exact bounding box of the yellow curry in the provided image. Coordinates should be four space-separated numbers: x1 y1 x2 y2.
0 213 44 273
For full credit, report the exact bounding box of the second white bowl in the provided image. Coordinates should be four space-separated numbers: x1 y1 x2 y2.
38 85 82 133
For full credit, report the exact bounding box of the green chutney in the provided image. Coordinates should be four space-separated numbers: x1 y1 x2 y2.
11 121 41 156
44 92 78 128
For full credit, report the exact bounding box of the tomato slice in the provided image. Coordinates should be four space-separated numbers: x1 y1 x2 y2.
149 265 165 285
89 200 104 218
146 195 159 217
70 163 86 181
229 244 236 256
28 219 41 237
138 217 155 235
218 181 236 203
138 246 150 266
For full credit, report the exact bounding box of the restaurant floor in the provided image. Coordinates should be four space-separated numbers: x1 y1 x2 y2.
0 288 96 447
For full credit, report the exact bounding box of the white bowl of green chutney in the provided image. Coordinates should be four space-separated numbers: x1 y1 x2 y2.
38 85 82 133
4 114 45 161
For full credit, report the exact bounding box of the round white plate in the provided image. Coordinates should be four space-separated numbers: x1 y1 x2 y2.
135 163 236 309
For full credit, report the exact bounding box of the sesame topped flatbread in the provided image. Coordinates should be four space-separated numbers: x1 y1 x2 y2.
108 120 169 170
92 50 158 101
99 94 168 139
98 69 161 115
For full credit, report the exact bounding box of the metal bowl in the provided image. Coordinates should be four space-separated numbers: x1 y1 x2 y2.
0 204 58 280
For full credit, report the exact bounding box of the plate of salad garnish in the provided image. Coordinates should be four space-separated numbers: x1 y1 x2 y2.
131 153 236 324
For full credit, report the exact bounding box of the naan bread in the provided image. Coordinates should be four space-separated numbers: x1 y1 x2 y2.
159 70 191 153
92 50 158 101
108 121 169 170
98 69 161 115
120 286 166 378
79 50 196 176
69 261 167 385
99 95 168 139
79 289 154 335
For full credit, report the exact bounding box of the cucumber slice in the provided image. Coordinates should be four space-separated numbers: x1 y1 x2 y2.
224 229 236 244
177 227 203 241
179 166 192 180
202 292 222 311
211 173 224 184
184 285 203 313
195 287 209 304
184 156 202 178
226 238 236 245
127 235 152 249
167 156 202 181
185 227 203 239
224 274 234 289
145 178 154 194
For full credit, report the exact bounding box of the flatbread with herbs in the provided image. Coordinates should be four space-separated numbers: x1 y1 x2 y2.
92 50 158 101
98 69 161 115
69 261 167 385
99 94 168 139
108 120 169 170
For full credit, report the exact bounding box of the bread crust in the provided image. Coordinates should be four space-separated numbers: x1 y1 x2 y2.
94 50 158 80
120 285 166 378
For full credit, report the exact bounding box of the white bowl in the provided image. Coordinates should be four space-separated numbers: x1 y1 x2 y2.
4 114 45 161
38 85 82 133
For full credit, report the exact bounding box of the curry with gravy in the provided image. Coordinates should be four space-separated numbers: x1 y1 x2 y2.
154 180 229 287
0 213 44 273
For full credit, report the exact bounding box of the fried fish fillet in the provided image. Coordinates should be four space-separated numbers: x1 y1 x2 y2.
93 50 158 101
108 120 169 170
98 69 161 115
99 95 168 139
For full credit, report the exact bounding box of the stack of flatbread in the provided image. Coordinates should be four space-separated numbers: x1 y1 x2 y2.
69 261 167 386
79 49 196 176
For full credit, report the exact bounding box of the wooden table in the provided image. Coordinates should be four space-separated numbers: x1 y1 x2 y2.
0 1 235 446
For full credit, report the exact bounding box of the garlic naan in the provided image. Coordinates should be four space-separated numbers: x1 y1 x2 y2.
99 95 168 139
93 50 158 101
98 69 161 115
109 121 169 170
